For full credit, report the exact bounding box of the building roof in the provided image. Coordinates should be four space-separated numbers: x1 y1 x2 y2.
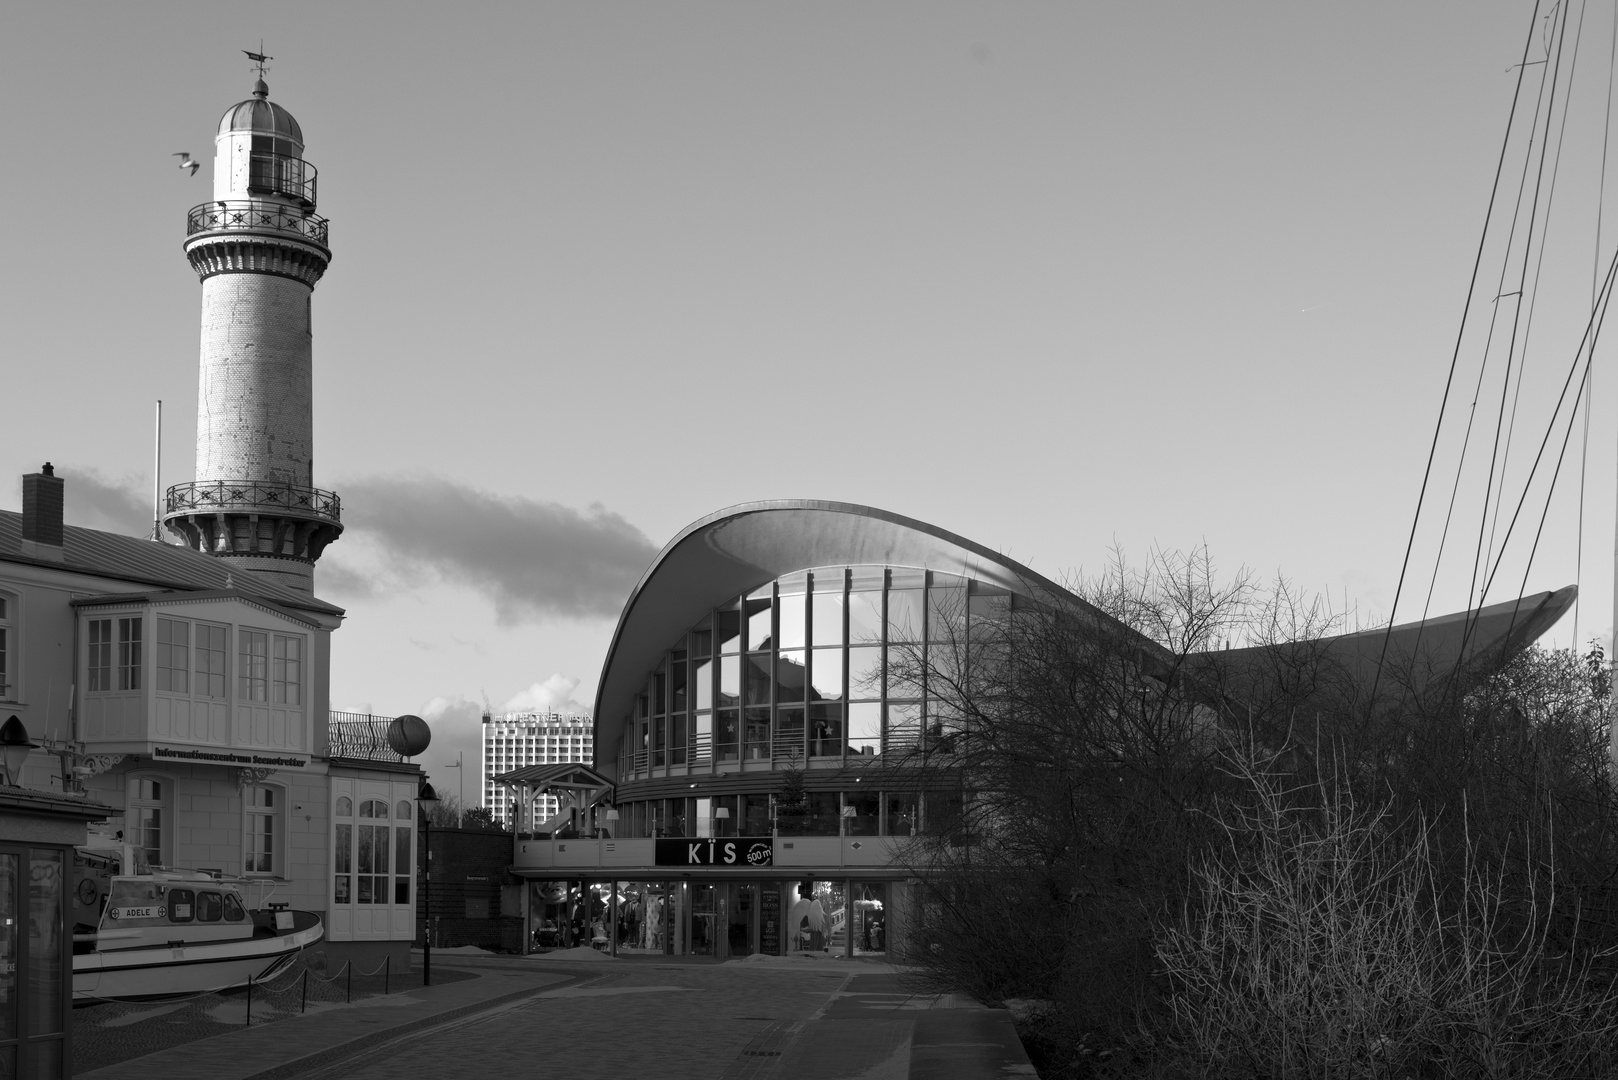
591 500 1135 757
1204 585 1578 693
491 762 614 791
592 500 1578 761
218 80 303 145
0 785 117 824
0 511 343 620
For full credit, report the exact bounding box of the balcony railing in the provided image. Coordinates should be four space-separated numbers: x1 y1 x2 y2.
187 200 329 247
328 712 405 763
247 152 317 206
166 480 341 523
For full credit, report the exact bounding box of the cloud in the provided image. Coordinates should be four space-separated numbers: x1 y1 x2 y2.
336 476 658 624
502 674 592 715
312 558 382 601
59 466 152 537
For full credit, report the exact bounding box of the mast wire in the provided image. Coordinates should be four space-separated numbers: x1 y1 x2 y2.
1371 0 1546 708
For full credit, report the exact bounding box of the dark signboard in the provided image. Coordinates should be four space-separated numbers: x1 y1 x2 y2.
652 837 773 867
760 887 781 956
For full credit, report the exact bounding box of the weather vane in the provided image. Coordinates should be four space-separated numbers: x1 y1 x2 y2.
244 44 272 80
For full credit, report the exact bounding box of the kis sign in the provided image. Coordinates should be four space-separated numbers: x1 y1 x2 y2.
654 837 773 867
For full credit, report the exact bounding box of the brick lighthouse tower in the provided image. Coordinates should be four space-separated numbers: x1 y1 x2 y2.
164 71 342 595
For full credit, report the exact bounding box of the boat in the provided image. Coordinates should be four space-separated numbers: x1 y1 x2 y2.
70 835 323 1003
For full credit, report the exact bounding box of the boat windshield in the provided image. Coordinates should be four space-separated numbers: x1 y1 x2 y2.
102 880 247 927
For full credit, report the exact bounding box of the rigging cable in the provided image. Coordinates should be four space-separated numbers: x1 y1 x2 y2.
1463 0 1574 650
1573 0 1617 650
1484 0 1589 584
1371 0 1546 706
1474 245 1618 618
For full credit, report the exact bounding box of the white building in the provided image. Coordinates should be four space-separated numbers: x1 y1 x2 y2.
481 712 592 828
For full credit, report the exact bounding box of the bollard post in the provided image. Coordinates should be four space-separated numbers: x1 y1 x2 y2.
246 975 253 1027
384 954 390 995
301 968 308 1014
346 960 352 1003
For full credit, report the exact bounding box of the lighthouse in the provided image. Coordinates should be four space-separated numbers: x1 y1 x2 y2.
163 73 342 594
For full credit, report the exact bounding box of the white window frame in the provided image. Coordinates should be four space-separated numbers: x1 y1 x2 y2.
0 591 14 703
194 621 228 700
155 616 190 695
87 618 113 693
117 616 142 691
127 772 174 869
242 782 286 877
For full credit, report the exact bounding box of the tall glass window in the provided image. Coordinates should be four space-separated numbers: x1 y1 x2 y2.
395 801 413 904
849 702 882 757
777 593 806 651
244 785 276 874
129 777 167 868
745 593 773 653
334 797 353 904
117 617 142 691
195 623 227 698
272 635 302 705
238 631 268 702
847 591 883 645
156 618 189 693
356 799 389 904
87 619 111 692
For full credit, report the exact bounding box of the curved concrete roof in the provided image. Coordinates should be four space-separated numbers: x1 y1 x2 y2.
592 500 1577 766
592 500 1102 756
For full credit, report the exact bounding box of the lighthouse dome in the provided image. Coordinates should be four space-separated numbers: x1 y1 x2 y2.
218 80 303 146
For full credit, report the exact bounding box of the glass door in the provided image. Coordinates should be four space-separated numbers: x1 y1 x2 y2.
727 883 756 958
690 884 716 956
0 851 16 1076
0 846 67 1078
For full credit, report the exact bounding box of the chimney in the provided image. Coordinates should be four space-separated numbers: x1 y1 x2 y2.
21 464 65 562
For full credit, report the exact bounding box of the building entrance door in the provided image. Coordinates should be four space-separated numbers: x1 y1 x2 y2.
691 884 716 956
726 883 756 958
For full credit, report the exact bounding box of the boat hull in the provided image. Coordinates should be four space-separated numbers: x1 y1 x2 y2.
73 911 323 1002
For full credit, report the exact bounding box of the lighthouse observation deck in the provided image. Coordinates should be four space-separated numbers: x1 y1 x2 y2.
165 480 341 526
187 199 329 248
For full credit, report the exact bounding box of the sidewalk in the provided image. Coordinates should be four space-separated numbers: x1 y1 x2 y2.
76 951 1034 1080
75 954 578 1080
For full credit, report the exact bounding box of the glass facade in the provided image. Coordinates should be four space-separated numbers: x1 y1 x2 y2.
616 565 1011 778
530 876 891 961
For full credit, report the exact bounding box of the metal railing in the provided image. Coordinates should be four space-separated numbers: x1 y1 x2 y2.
247 152 317 205
165 480 341 523
187 200 329 246
328 712 405 763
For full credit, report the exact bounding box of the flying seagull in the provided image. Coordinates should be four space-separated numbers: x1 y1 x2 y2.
173 152 200 177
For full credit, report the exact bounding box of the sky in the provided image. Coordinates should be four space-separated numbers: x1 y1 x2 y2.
3 2 1614 794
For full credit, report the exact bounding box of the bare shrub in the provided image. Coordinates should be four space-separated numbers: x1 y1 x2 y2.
1155 754 1618 1080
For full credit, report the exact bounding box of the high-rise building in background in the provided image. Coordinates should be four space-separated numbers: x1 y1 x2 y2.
482 712 593 828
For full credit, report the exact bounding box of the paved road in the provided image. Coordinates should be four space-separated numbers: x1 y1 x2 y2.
80 953 1033 1080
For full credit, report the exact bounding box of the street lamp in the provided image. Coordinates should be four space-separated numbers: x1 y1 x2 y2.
0 717 37 787
417 780 439 986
